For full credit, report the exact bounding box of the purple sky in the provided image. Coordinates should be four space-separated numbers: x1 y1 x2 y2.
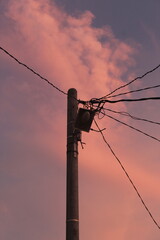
0 0 160 239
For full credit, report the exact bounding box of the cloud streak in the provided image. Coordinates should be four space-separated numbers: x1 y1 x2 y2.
0 0 160 240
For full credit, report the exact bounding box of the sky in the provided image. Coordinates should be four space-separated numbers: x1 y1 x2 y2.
0 0 160 239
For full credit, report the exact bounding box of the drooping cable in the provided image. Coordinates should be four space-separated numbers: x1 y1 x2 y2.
103 108 160 126
101 112 160 143
0 46 67 96
94 119 160 230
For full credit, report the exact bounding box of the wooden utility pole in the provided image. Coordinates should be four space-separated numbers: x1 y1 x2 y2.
66 88 79 240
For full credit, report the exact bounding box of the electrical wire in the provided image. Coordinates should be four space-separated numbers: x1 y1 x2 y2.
1 45 160 230
101 112 160 143
94 119 160 230
1 46 160 106
95 63 160 100
103 108 160 126
90 96 160 104
0 46 67 96
106 84 160 99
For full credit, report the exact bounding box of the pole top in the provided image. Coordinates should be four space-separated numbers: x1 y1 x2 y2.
68 88 77 95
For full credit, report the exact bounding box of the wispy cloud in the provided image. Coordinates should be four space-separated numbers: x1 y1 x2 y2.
1 0 159 240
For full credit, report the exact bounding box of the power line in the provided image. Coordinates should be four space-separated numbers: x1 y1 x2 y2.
101 112 160 143
106 84 160 99
1 46 160 106
103 108 160 126
95 63 160 100
1 45 160 231
90 96 160 104
0 46 67 96
94 119 160 230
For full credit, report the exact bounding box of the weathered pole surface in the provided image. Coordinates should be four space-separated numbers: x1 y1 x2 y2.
66 88 79 240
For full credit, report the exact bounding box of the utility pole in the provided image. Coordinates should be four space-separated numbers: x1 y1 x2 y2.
66 88 79 240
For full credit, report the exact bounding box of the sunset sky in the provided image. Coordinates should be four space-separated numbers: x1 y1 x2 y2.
0 0 160 239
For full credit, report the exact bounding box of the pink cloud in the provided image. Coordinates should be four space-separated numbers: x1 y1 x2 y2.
0 0 159 240
3 0 135 99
